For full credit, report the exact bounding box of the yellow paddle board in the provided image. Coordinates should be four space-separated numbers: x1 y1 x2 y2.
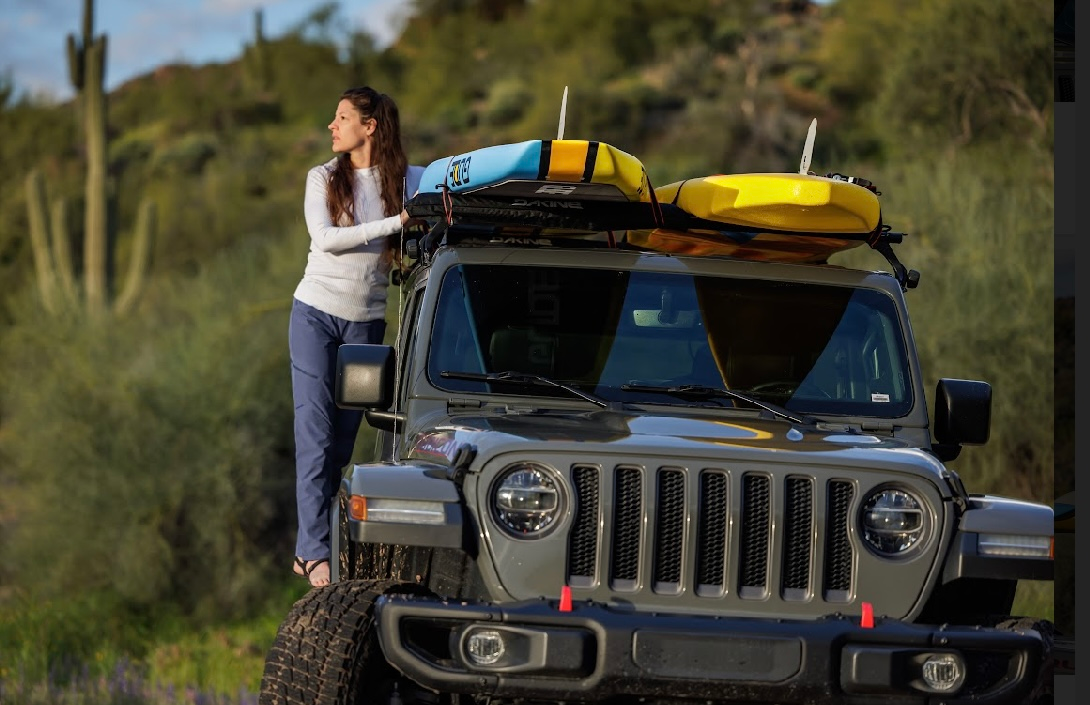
656 173 881 233
626 172 881 262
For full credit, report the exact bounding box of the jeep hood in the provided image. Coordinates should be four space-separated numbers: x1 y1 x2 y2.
406 407 944 478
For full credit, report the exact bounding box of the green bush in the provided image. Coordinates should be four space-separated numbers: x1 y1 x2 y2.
0 228 303 624
481 77 532 128
148 133 220 176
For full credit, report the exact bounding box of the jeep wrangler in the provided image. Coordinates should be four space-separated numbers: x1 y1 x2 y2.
260 189 1054 705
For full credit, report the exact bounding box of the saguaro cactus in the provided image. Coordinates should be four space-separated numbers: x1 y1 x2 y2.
26 171 80 311
25 170 155 316
26 171 60 314
114 200 158 316
68 0 110 314
25 0 156 317
243 8 271 93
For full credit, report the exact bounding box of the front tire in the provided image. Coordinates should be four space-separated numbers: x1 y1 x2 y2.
259 579 431 705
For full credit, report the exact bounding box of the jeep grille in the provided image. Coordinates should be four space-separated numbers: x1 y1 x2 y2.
567 465 856 605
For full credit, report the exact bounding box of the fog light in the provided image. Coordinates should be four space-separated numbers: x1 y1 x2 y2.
921 653 965 692
465 629 506 666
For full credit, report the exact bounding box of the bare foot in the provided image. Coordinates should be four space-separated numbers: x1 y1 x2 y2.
293 557 331 587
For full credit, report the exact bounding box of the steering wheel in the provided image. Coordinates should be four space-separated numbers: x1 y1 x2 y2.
749 379 834 400
747 380 799 397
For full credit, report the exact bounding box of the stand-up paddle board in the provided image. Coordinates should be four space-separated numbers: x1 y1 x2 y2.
416 139 652 202
625 172 882 262
655 173 880 234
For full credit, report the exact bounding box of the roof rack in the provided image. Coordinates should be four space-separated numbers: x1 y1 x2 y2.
403 192 920 290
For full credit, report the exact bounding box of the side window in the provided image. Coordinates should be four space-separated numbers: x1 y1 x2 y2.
395 288 426 405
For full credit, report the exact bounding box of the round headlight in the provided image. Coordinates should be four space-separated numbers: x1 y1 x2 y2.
860 487 926 555
492 464 562 537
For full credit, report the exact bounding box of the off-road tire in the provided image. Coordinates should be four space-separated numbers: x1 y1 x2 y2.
337 490 358 581
338 490 428 584
259 579 431 705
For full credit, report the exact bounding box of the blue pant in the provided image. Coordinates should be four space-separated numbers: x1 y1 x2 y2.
289 298 386 560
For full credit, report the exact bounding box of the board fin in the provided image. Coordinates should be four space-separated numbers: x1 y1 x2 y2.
557 85 568 140
799 118 816 175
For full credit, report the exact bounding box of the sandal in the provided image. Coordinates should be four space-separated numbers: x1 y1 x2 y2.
293 556 331 587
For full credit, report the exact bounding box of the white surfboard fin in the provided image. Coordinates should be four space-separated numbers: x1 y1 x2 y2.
557 85 568 140
799 118 816 174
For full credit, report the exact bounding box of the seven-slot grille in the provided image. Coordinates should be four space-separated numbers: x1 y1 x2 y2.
567 464 856 603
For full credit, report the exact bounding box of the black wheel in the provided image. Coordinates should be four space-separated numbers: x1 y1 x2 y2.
259 579 433 705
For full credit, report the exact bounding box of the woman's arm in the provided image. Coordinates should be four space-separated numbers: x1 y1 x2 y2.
303 168 403 253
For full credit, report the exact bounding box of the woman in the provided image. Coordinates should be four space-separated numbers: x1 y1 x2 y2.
290 86 424 587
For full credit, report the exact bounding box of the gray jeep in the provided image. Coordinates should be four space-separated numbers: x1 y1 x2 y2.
260 193 1054 705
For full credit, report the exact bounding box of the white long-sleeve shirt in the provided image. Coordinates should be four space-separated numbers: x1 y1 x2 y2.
294 158 424 321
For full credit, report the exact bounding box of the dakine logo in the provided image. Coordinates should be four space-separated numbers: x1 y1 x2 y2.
460 237 552 245
511 199 583 209
535 184 577 195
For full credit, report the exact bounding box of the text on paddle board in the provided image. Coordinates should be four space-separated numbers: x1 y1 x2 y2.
448 156 471 187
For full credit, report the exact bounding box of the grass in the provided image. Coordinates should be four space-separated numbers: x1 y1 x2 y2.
0 661 257 705
141 580 308 697
0 580 308 704
1013 580 1054 624
141 606 297 696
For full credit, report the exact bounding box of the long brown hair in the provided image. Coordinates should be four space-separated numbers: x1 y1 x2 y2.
326 86 409 227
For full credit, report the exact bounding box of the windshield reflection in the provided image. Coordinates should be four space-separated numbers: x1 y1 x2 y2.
427 264 913 418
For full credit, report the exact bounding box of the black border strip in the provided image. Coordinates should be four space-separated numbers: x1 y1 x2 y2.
582 141 600 182
537 140 552 180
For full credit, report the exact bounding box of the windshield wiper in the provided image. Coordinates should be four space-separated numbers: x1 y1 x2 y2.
441 370 615 408
620 383 816 426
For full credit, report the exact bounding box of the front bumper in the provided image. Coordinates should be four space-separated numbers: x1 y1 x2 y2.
376 595 1045 704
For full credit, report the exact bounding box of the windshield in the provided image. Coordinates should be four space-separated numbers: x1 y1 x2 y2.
427 264 914 417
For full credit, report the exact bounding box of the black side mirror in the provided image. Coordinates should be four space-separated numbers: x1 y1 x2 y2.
336 344 395 409
934 378 992 449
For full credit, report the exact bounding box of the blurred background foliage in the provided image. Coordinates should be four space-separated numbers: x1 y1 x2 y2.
0 0 1059 697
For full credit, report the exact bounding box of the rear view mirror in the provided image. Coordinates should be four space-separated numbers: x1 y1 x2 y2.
632 309 697 329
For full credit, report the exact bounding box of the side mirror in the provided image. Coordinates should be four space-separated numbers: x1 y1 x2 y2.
336 344 395 409
933 378 991 449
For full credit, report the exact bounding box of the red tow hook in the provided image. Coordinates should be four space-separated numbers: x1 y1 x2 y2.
861 601 874 628
559 585 573 612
